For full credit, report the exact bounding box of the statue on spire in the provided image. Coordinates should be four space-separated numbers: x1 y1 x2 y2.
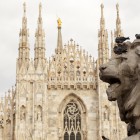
39 3 42 17
115 3 123 37
23 2 26 16
57 18 62 28
101 3 104 9
101 3 104 17
100 3 105 30
116 3 119 16
22 2 27 29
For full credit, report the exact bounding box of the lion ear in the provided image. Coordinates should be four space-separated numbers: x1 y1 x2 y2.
135 46 140 56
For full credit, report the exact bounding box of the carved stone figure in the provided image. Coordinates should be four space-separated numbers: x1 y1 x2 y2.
20 107 25 121
37 111 42 121
36 106 42 122
58 127 62 140
6 120 11 140
82 130 87 140
99 36 140 138
57 18 62 28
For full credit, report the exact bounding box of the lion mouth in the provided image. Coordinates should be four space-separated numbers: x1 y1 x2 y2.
100 75 121 84
100 75 121 101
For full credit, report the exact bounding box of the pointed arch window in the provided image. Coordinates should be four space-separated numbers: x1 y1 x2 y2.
63 101 81 140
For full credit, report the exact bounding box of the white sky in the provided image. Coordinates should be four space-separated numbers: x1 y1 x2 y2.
0 0 140 95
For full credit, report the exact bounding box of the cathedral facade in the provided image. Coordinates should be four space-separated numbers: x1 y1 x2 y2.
0 2 127 140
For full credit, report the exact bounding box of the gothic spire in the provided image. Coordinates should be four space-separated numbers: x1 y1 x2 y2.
39 3 42 18
115 3 123 37
100 3 105 30
18 2 30 68
116 3 120 27
23 2 26 17
22 2 27 28
38 3 43 28
55 18 63 54
34 3 46 68
98 3 109 66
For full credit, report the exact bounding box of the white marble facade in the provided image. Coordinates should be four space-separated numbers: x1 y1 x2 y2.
0 2 127 140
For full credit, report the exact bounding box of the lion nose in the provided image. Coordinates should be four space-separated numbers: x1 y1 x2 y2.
99 65 107 72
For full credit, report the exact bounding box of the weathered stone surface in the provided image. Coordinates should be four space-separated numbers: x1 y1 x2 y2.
100 36 140 138
0 2 127 140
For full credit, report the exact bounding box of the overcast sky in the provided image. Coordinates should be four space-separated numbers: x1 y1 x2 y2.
0 0 140 95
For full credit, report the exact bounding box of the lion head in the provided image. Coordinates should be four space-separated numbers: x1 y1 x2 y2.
99 40 140 134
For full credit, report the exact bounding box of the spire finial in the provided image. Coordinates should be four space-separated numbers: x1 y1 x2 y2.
101 3 104 8
57 18 62 28
116 3 119 16
39 2 42 18
101 3 104 17
23 2 26 17
100 3 105 30
56 18 63 54
21 2 27 30
115 3 123 37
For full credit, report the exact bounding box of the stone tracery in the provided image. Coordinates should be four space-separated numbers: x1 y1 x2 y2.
0 2 128 140
63 101 82 140
48 39 96 90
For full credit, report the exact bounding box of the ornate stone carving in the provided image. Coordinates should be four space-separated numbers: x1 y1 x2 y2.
58 127 62 140
36 105 42 122
82 130 87 140
63 101 82 139
100 36 140 138
20 106 26 121
37 111 42 122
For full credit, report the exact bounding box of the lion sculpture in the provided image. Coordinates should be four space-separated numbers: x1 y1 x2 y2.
99 37 140 137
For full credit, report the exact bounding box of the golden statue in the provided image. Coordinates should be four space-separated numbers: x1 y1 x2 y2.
57 18 62 28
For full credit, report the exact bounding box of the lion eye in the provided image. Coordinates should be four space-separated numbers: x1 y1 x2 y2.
117 56 127 63
120 57 127 62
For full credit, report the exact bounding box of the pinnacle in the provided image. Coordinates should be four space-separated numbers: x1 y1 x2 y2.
23 2 26 17
57 18 62 28
116 3 119 10
70 38 73 42
39 2 42 18
101 3 104 9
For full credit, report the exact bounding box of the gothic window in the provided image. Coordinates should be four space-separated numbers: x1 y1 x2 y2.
64 132 69 140
63 101 81 140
